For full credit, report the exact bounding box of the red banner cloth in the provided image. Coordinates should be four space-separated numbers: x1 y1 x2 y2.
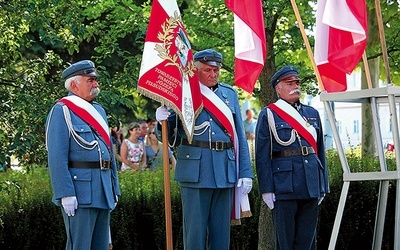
138 0 203 142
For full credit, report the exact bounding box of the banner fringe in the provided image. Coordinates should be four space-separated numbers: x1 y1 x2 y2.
137 86 203 144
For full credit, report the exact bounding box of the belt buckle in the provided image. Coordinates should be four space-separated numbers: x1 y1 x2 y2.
101 160 111 170
301 146 309 156
215 141 224 151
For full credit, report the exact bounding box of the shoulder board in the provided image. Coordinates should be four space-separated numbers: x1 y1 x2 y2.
300 103 315 109
218 83 236 92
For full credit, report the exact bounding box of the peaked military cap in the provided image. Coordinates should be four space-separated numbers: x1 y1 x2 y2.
194 49 222 67
62 60 99 80
271 65 300 88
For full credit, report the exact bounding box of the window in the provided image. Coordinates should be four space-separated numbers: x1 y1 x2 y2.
336 120 342 134
353 120 359 134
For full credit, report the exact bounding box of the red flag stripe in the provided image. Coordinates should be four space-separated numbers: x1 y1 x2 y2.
314 0 367 92
226 0 266 93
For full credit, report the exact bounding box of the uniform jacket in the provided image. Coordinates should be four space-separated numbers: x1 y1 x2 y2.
255 100 329 200
160 83 253 188
46 93 121 209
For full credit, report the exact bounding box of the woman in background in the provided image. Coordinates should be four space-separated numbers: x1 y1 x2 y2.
145 126 176 171
111 121 123 170
120 122 147 171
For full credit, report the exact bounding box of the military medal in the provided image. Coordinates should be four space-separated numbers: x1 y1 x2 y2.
222 90 229 105
303 116 311 127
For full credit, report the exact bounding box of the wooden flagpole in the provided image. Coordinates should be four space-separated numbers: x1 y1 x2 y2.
374 0 391 85
374 1 400 249
362 52 373 89
289 0 325 92
162 120 173 250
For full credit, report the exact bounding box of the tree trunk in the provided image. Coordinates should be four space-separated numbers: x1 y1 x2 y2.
257 5 279 248
258 204 275 250
361 57 380 157
361 4 381 157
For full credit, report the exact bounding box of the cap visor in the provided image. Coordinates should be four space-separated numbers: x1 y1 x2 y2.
81 72 98 77
204 61 219 67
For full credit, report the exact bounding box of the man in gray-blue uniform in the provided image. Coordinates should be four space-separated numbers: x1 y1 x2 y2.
255 65 329 249
46 60 121 250
156 49 253 250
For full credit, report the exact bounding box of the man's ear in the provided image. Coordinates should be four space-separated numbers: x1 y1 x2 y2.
70 80 79 92
275 85 280 95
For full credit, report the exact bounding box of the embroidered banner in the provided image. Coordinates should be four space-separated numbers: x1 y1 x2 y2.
137 0 203 143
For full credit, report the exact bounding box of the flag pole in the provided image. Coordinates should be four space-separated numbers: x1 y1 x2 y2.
374 2 400 249
289 0 325 92
374 0 391 84
362 52 373 89
161 120 173 250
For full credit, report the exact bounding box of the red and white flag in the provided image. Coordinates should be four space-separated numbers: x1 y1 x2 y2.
226 0 266 94
314 0 368 92
138 0 202 143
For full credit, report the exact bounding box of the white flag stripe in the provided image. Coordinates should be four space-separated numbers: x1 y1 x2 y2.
314 0 329 65
323 0 366 36
159 0 180 17
138 42 164 79
234 15 264 64
315 0 367 66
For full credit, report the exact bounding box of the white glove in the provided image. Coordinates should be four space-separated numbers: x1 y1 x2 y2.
61 196 78 216
262 192 276 210
115 195 119 207
237 178 252 194
156 106 170 122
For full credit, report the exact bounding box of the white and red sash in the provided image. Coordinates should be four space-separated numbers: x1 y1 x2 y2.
200 84 250 221
58 96 111 148
268 99 318 154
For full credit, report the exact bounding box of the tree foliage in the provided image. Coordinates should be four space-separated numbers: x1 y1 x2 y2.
0 0 399 168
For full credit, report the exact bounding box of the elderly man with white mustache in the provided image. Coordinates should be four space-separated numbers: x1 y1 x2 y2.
255 65 329 249
46 60 120 250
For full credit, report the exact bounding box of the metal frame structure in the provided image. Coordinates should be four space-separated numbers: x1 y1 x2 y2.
320 85 400 249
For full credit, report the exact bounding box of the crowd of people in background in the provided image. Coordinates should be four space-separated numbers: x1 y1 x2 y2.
110 110 257 172
110 117 176 172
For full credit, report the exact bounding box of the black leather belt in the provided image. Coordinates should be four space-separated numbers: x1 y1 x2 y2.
182 138 232 151
68 161 111 170
272 146 315 159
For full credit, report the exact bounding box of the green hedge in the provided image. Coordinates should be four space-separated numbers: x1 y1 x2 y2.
0 152 397 249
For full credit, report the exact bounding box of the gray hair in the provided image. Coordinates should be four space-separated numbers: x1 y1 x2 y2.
64 75 81 91
194 61 221 70
194 61 202 70
275 82 282 98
